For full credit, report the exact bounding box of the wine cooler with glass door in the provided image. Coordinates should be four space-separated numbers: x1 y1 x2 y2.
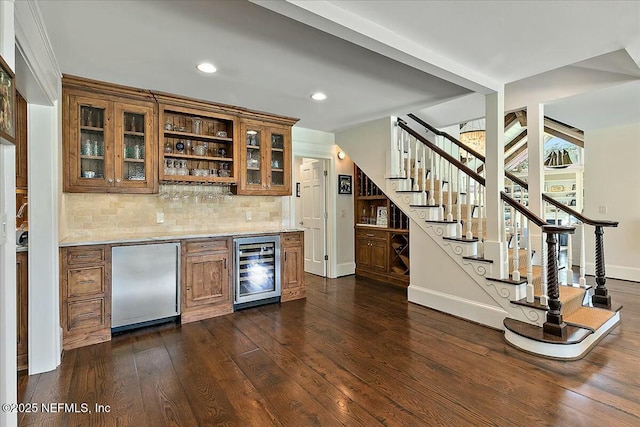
233 235 281 310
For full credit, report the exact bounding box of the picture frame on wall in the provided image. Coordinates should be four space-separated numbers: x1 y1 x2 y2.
338 174 352 195
0 54 15 144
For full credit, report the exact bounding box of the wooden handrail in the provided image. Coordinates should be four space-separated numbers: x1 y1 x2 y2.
501 192 575 234
398 119 485 186
407 113 485 161
406 114 618 228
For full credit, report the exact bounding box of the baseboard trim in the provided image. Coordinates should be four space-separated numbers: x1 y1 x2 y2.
407 286 508 330
334 262 355 278
504 312 620 360
586 263 639 282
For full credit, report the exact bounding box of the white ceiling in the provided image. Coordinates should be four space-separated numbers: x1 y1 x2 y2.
37 0 640 132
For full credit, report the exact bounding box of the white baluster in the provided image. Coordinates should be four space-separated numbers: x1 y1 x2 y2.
428 148 435 205
568 225 576 286
399 131 406 179
413 139 420 191
466 173 473 239
406 135 412 185
540 233 549 307
526 218 534 302
391 125 402 178
441 155 446 221
512 211 521 281
456 168 463 237
445 161 452 221
579 223 586 286
421 145 427 204
477 184 484 256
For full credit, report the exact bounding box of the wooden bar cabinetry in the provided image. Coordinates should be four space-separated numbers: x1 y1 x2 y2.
281 231 305 302
16 251 28 370
354 165 409 287
234 119 293 195
158 101 238 184
60 245 111 350
62 76 157 193
181 237 232 323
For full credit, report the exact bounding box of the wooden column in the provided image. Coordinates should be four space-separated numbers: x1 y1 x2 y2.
592 226 611 308
543 231 567 338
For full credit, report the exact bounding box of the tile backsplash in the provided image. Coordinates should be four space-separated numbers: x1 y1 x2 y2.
62 185 283 241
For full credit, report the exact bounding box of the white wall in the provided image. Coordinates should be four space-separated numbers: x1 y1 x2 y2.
335 116 393 187
0 1 18 425
334 147 354 275
291 127 355 277
584 122 640 282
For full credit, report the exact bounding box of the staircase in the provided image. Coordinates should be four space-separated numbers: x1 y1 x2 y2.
345 115 621 360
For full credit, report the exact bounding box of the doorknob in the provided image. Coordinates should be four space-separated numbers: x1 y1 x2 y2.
299 221 304 225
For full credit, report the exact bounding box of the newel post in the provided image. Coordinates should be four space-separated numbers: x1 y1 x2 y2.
543 231 567 338
592 225 611 308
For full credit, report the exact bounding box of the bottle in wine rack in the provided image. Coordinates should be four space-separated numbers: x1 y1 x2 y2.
390 203 397 229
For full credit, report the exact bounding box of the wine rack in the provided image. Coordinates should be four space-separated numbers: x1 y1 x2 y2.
354 164 409 287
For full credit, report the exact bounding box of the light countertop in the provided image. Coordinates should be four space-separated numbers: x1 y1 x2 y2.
59 228 304 247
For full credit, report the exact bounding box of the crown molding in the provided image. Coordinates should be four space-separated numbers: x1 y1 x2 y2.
14 0 61 104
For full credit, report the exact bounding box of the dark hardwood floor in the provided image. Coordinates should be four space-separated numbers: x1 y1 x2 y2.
18 273 640 426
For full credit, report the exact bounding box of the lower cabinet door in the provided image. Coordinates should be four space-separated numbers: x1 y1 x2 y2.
370 240 388 273
66 297 107 331
282 244 303 291
355 239 373 269
185 253 229 308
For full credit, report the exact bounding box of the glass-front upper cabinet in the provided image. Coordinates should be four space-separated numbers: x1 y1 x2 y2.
268 128 287 191
244 122 263 189
64 87 156 193
235 119 291 196
114 103 155 190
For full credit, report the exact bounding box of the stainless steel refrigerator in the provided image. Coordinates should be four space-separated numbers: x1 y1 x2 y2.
111 242 181 331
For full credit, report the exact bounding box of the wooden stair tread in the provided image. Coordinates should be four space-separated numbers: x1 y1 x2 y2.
503 318 592 345
564 306 617 331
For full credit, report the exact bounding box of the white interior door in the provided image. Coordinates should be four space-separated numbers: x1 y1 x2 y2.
300 160 326 276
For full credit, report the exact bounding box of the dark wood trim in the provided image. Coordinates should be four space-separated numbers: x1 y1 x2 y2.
544 126 584 148
504 129 528 153
504 143 528 166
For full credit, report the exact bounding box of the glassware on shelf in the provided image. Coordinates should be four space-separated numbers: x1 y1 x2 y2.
247 152 259 168
86 109 93 127
194 142 206 156
164 141 173 153
192 117 203 135
164 120 173 131
176 140 185 153
164 159 175 175
82 139 93 156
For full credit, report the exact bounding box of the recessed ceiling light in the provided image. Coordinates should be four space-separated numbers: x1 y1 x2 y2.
311 92 327 101
196 63 217 73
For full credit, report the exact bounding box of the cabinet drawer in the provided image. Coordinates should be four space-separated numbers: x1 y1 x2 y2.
185 239 229 254
67 266 104 297
355 229 387 240
66 298 106 331
66 247 105 265
282 232 302 245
